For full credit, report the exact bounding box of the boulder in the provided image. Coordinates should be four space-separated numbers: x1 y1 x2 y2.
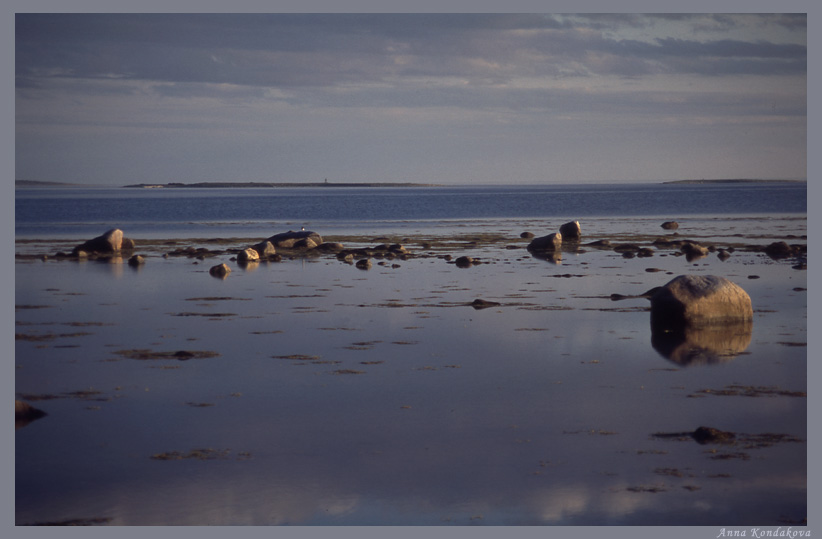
527 233 562 252
559 221 581 241
266 230 323 249
15 400 46 428
763 241 796 259
455 256 473 268
470 298 500 310
127 255 146 267
680 242 709 261
661 221 679 230
209 263 232 278
520 232 535 239
650 275 753 328
252 241 277 259
237 248 260 264
355 258 372 270
72 228 131 255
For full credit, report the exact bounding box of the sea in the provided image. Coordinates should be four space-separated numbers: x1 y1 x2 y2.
14 181 808 240
14 181 809 528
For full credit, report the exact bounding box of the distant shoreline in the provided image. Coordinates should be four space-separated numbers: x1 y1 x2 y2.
661 179 806 185
120 181 442 189
16 178 806 189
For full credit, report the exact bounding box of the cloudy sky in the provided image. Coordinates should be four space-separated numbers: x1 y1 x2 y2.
15 12 807 186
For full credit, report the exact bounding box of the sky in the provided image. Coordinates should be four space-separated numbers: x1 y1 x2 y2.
14 12 808 186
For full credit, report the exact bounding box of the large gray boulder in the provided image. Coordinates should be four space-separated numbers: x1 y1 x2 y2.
559 221 581 241
71 228 133 255
650 275 753 328
266 230 323 249
527 232 562 252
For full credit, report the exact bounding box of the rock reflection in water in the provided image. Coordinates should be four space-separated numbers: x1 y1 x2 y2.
651 320 753 366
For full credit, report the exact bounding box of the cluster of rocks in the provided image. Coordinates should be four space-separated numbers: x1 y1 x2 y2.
525 220 580 256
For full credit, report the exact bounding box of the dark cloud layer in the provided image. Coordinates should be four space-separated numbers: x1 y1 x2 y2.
14 13 807 185
16 13 807 92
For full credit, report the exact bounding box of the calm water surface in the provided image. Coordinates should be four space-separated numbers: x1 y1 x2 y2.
15 184 807 526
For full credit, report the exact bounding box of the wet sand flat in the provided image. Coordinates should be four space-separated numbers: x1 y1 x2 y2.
14 217 807 526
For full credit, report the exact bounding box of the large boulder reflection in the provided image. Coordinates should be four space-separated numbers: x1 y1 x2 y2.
651 319 753 366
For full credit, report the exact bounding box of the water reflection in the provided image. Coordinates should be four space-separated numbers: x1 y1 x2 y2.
650 320 753 366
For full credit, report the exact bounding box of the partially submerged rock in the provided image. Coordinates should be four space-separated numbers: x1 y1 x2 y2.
650 275 753 329
661 221 679 230
559 221 581 241
128 254 146 267
680 242 709 261
266 230 323 249
237 248 260 264
527 233 562 252
251 241 277 259
15 400 46 429
455 256 474 268
209 263 232 278
470 298 500 310
71 228 134 256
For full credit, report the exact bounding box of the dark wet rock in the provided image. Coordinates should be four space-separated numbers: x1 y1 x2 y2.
717 249 731 261
470 298 501 310
237 248 260 264
15 400 47 428
527 233 562 252
762 241 805 260
652 237 685 249
650 275 753 329
637 247 655 258
71 228 134 256
356 258 372 270
455 256 474 268
661 221 679 230
127 255 145 267
209 263 232 278
520 231 535 239
316 242 345 253
680 242 709 261
266 230 323 249
585 239 611 248
692 426 736 444
559 221 581 241
653 426 736 444
388 244 407 254
613 243 640 253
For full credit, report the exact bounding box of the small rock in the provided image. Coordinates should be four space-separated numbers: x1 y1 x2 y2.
356 258 372 270
661 221 679 230
237 248 260 264
527 233 562 252
559 221 581 241
455 256 473 268
209 263 232 278
127 255 145 267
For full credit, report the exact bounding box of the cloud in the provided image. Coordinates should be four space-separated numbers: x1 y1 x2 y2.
16 13 807 93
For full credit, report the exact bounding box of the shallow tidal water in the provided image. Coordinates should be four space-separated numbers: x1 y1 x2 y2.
15 216 807 526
